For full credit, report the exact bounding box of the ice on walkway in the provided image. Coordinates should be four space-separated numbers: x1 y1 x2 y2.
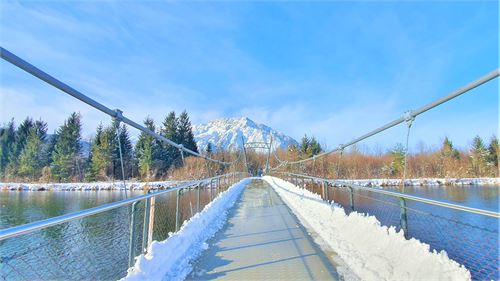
264 176 471 281
122 178 250 281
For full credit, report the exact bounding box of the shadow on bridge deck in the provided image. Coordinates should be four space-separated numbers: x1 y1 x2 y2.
187 179 340 280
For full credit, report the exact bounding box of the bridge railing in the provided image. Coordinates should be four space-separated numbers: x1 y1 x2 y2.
0 172 248 281
275 172 499 281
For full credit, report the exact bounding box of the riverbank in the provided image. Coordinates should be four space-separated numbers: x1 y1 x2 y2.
330 177 500 187
1 177 499 191
0 180 180 191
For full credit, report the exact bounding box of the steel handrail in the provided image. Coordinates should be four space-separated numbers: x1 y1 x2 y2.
277 172 500 218
0 172 248 241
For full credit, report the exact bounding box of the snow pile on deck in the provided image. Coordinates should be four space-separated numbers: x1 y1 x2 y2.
0 180 180 191
264 176 471 281
122 178 250 281
330 177 499 187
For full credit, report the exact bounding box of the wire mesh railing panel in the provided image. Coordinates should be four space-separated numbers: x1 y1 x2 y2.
150 191 177 242
1 173 246 281
0 203 144 281
403 203 499 281
281 174 499 281
346 189 500 281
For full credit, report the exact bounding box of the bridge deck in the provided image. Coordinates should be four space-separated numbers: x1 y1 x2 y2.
188 179 339 280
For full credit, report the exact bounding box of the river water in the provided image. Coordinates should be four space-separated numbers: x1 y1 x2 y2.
0 182 498 280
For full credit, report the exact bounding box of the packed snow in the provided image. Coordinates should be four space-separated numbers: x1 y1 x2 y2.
193 116 298 152
263 176 471 281
330 177 500 187
0 180 179 191
122 178 250 281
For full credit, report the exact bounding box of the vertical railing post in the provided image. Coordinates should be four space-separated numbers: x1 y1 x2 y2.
128 201 140 268
197 183 201 213
147 196 155 247
210 179 213 201
175 189 182 232
322 181 327 200
399 197 409 239
141 197 151 253
348 186 354 211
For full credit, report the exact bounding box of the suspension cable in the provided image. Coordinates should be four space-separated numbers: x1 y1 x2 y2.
402 111 414 191
336 147 344 179
0 47 240 166
114 118 128 198
273 68 499 166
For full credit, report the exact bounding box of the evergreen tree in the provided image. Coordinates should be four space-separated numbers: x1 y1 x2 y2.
18 129 44 179
390 143 406 176
6 117 35 174
88 124 109 181
114 123 134 179
40 133 58 168
470 136 488 177
300 135 310 156
13 117 34 157
0 120 16 176
135 117 157 180
51 112 83 181
299 135 321 157
308 137 322 156
487 136 499 176
160 111 180 171
178 110 198 154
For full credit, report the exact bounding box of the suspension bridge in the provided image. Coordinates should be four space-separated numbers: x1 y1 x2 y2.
0 47 499 281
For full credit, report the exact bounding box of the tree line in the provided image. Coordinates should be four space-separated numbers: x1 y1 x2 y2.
275 135 499 179
0 111 199 182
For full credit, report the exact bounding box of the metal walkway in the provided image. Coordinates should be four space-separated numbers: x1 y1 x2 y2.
188 179 339 280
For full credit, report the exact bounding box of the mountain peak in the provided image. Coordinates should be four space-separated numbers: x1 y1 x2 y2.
193 117 297 152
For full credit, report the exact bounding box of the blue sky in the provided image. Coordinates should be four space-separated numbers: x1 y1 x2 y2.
1 1 498 152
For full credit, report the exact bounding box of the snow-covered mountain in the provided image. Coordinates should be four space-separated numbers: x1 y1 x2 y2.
193 117 298 152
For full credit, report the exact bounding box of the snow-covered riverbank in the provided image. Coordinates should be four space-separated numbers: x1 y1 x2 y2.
0 180 181 191
1 177 498 191
329 177 500 187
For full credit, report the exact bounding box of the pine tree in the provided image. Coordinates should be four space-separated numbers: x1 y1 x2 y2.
390 143 406 176
487 136 499 176
160 111 180 171
114 123 134 179
51 112 83 182
300 135 310 157
0 120 16 177
88 124 107 181
18 129 44 179
136 117 157 180
470 136 488 177
308 137 322 156
178 110 198 154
